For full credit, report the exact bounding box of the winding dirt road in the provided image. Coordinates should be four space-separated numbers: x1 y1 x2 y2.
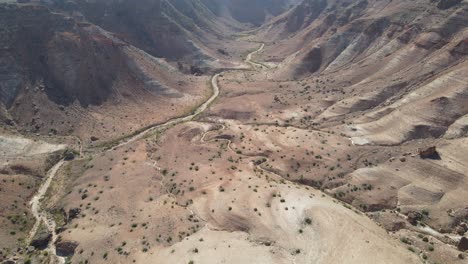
246 43 266 69
27 43 265 263
110 43 264 150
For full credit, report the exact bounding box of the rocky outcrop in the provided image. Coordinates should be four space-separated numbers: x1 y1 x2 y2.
55 240 79 257
294 47 322 75
407 211 423 226
451 39 468 56
458 237 468 251
389 221 406 232
30 230 52 250
456 223 468 235
419 146 440 159
437 0 463 10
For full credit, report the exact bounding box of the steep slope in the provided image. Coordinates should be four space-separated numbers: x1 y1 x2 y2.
201 0 301 25
47 0 246 70
260 0 466 74
258 0 468 144
0 3 209 141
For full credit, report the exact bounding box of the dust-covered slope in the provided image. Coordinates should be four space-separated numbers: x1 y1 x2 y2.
260 0 466 75
50 121 422 264
258 0 468 144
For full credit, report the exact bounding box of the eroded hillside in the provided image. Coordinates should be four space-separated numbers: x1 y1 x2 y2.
0 0 467 264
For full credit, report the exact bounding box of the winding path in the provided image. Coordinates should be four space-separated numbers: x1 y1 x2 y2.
111 43 264 150
111 73 221 150
27 43 265 263
246 43 266 69
28 160 66 264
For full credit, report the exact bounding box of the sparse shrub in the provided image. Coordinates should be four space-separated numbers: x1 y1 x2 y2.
400 237 411 245
63 148 79 160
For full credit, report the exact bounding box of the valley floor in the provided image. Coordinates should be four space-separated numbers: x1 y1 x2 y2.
1 2 468 257
1 35 464 264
